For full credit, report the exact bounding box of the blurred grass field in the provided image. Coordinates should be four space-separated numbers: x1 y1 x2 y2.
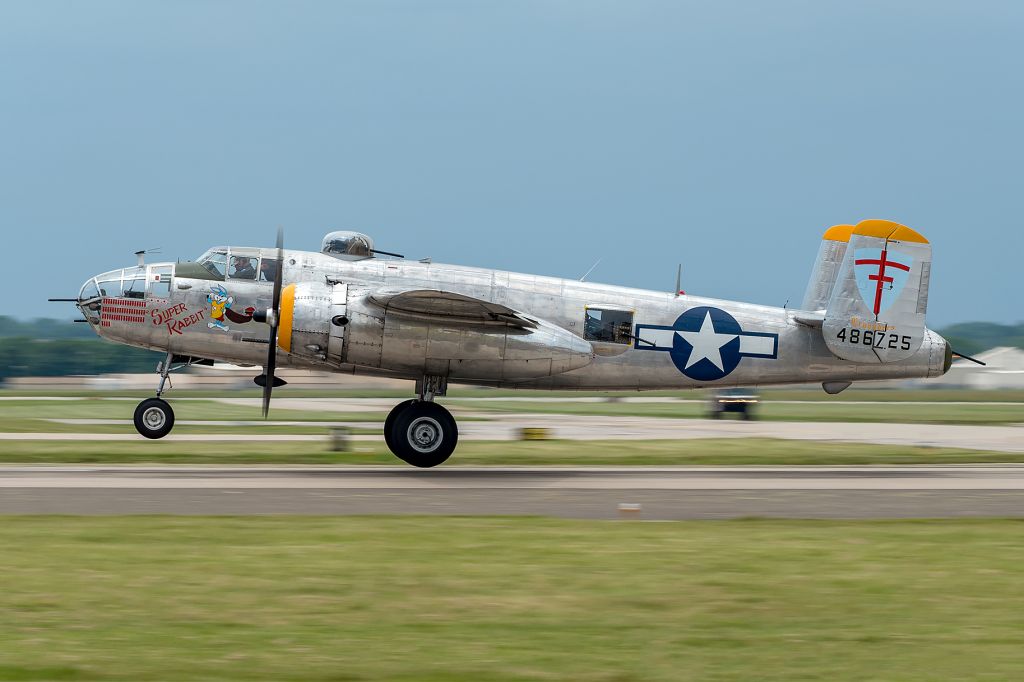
452 397 1024 424
3 516 1024 681
0 392 1021 433
0 438 1020 465
0 392 1020 464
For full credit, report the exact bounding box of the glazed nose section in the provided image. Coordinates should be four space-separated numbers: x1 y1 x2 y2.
78 276 102 303
75 275 107 327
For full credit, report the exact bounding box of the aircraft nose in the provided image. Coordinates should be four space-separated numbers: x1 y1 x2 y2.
78 276 102 303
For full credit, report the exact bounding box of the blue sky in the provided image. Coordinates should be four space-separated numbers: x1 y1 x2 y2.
1 1 1020 325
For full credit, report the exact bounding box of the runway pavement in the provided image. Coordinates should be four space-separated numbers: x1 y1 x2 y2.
4 465 1024 519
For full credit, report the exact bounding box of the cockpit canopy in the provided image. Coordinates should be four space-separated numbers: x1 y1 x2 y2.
321 231 374 261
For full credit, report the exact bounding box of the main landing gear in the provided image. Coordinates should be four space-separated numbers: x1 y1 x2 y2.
132 352 181 439
384 376 458 468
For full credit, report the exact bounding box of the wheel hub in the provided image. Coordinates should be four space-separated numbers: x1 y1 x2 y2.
408 416 442 453
142 406 166 430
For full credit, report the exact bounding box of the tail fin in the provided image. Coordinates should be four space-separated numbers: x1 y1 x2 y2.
802 224 855 311
822 219 932 363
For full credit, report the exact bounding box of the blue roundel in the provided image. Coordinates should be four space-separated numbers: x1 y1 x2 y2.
669 307 743 381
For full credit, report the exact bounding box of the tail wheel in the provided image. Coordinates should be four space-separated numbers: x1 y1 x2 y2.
133 398 175 439
388 401 458 468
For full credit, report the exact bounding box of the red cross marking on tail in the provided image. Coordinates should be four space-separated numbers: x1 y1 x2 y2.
854 249 911 315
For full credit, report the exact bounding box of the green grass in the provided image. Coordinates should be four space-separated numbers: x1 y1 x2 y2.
455 398 1024 424
2 516 1024 681
0 438 1019 465
2 397 1021 434
0 398 390 435
0 398 383 422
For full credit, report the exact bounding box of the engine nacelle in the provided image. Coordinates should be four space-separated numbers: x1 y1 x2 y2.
277 281 332 362
277 282 594 380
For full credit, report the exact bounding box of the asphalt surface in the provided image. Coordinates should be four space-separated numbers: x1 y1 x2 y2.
4 465 1024 519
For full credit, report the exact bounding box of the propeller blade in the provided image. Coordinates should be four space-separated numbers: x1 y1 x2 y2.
263 226 285 418
262 344 276 417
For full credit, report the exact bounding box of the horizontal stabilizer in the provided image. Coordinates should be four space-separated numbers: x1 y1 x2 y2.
822 219 932 363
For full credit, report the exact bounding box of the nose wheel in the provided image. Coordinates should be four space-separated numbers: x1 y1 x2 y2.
384 400 458 468
132 351 178 439
133 398 175 439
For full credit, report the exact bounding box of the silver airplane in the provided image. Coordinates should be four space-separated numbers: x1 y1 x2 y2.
59 219 963 467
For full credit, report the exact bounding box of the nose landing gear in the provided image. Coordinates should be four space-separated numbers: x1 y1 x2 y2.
384 376 458 468
132 352 184 439
133 397 175 439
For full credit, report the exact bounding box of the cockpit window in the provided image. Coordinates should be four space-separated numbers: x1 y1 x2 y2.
197 250 228 279
229 255 258 280
584 307 634 344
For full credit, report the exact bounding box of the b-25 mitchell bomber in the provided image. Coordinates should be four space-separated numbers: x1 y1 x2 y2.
58 219 959 467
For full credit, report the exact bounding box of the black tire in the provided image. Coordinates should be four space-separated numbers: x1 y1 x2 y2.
384 399 418 454
388 401 458 468
133 398 175 439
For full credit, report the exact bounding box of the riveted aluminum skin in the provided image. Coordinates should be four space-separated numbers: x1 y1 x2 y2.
77 241 951 391
284 281 332 362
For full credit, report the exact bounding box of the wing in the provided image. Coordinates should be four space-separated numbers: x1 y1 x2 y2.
368 289 539 329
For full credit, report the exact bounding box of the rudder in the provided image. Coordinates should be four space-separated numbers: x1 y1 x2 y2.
822 219 932 363
802 224 855 311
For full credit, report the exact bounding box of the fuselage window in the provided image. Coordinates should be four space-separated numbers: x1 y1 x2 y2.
584 308 634 344
148 265 173 299
229 255 258 280
259 258 280 282
122 277 146 299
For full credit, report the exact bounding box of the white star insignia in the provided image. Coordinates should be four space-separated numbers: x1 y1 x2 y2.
677 311 738 371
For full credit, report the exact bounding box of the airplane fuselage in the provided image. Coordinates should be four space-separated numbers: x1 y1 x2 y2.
85 248 949 391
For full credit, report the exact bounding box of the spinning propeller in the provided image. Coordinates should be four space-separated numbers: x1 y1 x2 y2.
253 227 286 417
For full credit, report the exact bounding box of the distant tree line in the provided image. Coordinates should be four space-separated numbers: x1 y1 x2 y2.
939 322 1024 357
0 316 162 382
1 316 1021 382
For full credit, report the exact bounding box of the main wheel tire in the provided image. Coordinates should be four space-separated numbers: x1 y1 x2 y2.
133 398 175 439
384 399 418 454
388 401 458 468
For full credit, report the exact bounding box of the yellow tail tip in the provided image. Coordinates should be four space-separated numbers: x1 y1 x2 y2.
822 224 856 242
853 219 929 244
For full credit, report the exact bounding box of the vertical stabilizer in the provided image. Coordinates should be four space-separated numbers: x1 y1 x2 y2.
801 224 854 311
823 219 931 363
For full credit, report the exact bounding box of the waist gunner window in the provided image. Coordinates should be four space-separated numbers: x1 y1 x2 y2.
584 307 634 344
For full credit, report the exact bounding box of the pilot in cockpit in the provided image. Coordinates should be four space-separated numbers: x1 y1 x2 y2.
259 259 279 282
230 256 257 280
